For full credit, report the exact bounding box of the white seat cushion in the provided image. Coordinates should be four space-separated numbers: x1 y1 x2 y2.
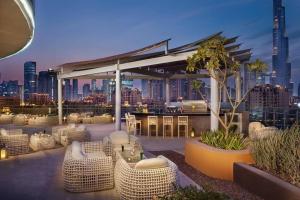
109 131 129 145
135 157 168 170
71 141 86 159
68 123 76 128
77 125 86 131
85 151 106 159
0 128 8 136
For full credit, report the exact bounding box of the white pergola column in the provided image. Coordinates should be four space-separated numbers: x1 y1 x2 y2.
165 78 170 105
235 71 241 102
210 76 219 131
115 67 121 131
58 78 63 125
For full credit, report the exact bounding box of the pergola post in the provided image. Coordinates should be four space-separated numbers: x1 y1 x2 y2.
235 71 241 101
115 63 121 131
165 78 170 105
210 76 219 131
58 78 63 125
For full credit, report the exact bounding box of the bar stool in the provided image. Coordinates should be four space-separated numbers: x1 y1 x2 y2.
125 113 130 133
129 115 142 136
178 116 188 138
147 116 158 137
163 116 173 138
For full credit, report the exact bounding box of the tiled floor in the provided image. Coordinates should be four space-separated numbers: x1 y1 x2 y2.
0 123 199 200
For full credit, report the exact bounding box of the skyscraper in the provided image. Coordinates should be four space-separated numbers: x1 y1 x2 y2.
63 79 71 100
24 61 37 100
37 69 58 101
72 79 78 101
38 71 49 94
272 0 293 94
91 79 97 93
83 83 91 97
48 69 58 101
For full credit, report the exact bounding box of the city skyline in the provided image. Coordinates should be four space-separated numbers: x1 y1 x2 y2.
0 0 300 93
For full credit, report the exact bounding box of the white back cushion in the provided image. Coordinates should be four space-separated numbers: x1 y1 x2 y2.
135 157 169 170
71 141 86 159
109 130 129 145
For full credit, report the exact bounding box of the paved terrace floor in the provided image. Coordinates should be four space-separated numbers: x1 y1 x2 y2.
0 123 198 200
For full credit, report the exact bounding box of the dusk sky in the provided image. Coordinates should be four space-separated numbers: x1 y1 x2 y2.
0 0 300 93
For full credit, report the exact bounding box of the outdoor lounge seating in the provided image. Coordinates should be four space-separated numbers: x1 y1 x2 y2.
29 133 55 151
60 125 90 147
103 130 142 161
0 114 14 124
12 114 29 125
28 115 58 126
0 128 29 155
249 122 279 139
93 114 113 124
114 153 178 200
62 141 114 193
67 113 80 123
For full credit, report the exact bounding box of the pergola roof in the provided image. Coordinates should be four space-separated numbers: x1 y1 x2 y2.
57 32 252 80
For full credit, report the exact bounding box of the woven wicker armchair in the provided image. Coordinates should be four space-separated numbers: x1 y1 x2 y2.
60 127 90 147
0 129 29 155
67 113 81 123
0 114 14 124
103 131 141 161
52 125 70 144
115 154 178 200
63 141 114 193
93 114 113 124
12 114 29 125
29 133 55 151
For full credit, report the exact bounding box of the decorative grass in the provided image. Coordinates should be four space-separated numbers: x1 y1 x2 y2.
250 125 300 187
199 130 246 150
158 185 230 200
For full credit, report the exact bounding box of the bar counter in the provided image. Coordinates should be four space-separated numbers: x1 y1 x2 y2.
132 112 214 137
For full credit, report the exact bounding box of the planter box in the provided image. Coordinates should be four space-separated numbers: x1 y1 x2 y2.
185 139 254 181
234 163 300 200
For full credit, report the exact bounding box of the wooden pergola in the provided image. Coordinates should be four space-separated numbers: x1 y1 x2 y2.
56 32 251 131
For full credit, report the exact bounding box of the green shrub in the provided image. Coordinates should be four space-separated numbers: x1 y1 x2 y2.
158 185 230 200
250 125 300 187
199 130 246 150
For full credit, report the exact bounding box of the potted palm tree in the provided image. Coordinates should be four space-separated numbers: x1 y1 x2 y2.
184 35 267 180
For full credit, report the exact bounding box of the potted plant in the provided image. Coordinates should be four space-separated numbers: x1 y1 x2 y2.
184 35 267 180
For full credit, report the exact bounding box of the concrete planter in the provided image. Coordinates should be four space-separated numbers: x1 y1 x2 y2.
234 163 300 200
185 139 254 181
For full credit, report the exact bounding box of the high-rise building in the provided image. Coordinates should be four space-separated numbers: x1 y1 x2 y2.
0 80 20 97
102 80 110 94
37 69 58 101
83 83 91 97
247 84 290 110
24 61 37 100
48 69 58 101
91 79 97 93
298 83 300 97
272 0 293 94
141 80 150 98
72 79 78 101
38 71 49 94
63 79 71 100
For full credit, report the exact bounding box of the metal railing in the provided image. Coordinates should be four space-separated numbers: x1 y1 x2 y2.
249 107 300 129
